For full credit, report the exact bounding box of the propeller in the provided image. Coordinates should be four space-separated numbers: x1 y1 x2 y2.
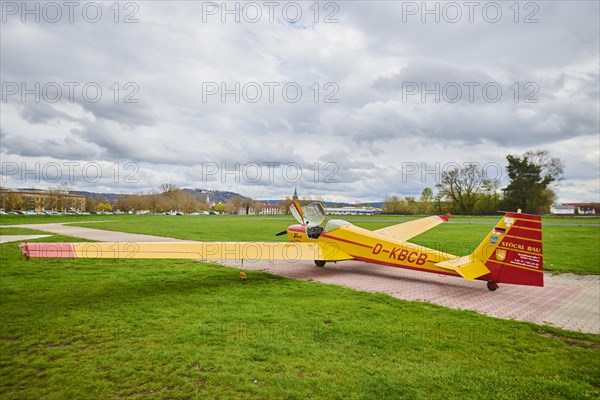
275 230 288 237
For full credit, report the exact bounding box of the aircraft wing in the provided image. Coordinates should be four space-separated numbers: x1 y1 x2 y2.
20 241 353 262
373 214 450 242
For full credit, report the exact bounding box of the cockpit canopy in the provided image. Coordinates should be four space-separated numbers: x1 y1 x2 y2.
290 202 326 226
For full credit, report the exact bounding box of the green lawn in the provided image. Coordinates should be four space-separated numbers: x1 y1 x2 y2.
0 227 56 236
1 235 598 399
0 214 114 225
1 213 598 226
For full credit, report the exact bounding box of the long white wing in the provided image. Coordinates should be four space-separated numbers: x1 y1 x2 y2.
20 241 353 262
374 214 450 242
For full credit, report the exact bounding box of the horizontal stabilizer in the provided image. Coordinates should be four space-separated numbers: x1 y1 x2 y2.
435 255 490 281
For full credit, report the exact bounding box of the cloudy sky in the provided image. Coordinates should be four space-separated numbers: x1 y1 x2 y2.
1 1 599 203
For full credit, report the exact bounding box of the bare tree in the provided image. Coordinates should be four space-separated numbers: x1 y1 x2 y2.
279 198 293 214
57 182 72 194
419 187 433 214
241 198 254 215
225 196 243 214
382 196 401 214
523 149 565 186
436 164 489 215
178 191 200 213
1 190 23 211
252 201 264 215
160 183 178 194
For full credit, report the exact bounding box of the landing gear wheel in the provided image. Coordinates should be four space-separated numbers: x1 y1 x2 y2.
314 260 326 267
487 281 499 291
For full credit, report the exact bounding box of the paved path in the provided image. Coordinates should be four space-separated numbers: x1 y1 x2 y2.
7 223 600 335
221 260 599 335
0 235 51 243
3 223 191 242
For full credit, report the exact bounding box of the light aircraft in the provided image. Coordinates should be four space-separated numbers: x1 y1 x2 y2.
19 201 544 291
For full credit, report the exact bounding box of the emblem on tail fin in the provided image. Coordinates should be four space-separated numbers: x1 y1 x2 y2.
495 249 506 261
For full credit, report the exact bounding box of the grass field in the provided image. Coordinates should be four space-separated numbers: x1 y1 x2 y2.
8 214 592 276
1 215 599 398
1 231 599 399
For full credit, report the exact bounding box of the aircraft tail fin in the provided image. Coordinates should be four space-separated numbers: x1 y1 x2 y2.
472 211 544 287
435 211 543 287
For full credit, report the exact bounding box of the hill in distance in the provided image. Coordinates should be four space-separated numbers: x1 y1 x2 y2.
69 189 380 207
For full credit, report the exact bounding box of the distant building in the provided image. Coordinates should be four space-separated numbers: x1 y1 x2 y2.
0 189 86 212
550 203 598 215
561 203 597 215
204 193 216 208
238 203 283 215
259 204 282 215
550 205 576 215
325 206 381 216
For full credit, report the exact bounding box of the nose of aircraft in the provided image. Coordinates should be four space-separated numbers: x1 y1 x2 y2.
275 224 305 238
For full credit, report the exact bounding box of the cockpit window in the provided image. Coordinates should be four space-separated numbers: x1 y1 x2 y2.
324 219 351 232
303 202 326 226
289 201 326 226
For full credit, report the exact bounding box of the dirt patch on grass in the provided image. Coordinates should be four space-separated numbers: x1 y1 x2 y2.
539 332 600 350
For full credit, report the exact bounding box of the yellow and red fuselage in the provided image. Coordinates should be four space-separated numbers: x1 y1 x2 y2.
287 212 544 287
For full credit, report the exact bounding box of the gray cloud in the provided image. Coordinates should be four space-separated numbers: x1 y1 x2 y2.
1 131 101 160
1 1 598 202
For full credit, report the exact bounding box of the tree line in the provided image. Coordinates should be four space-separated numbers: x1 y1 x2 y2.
113 184 208 213
383 150 565 215
111 184 268 214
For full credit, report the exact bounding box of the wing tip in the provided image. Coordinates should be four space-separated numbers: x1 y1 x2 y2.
20 243 30 261
438 213 451 222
